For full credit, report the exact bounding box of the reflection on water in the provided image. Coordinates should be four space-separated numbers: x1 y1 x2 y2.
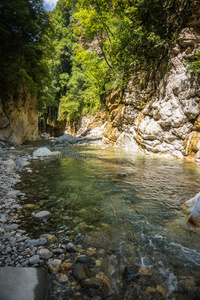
18 146 200 296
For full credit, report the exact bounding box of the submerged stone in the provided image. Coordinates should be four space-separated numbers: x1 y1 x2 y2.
81 273 111 294
34 211 51 219
66 242 77 252
72 263 87 281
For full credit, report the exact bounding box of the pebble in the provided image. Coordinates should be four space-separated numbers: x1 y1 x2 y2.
4 224 18 232
27 238 47 247
29 255 40 265
66 242 77 252
48 259 62 273
34 210 51 218
38 248 53 259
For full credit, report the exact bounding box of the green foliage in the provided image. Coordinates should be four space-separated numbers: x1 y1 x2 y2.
188 46 200 74
0 0 52 110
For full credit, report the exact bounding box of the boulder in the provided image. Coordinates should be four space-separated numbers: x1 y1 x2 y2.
32 147 61 158
185 192 200 226
53 134 81 146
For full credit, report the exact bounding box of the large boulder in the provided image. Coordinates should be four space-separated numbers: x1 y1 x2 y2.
185 192 200 226
32 147 61 158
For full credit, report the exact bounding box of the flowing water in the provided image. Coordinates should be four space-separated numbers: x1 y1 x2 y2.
18 145 200 298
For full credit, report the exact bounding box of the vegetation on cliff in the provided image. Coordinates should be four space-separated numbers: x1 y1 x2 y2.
0 0 196 125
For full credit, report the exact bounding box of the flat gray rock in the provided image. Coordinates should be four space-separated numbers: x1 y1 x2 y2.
0 267 48 300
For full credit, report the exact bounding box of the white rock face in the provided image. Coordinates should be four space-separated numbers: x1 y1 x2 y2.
101 21 200 160
32 147 61 158
185 192 200 226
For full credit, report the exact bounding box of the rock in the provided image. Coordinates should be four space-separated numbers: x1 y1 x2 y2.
23 204 40 210
27 238 47 247
32 147 61 158
38 248 53 260
14 158 30 167
48 259 62 273
51 248 65 254
76 256 95 268
66 242 77 252
72 263 87 281
3 159 16 168
53 134 81 146
81 273 111 294
29 255 40 265
4 224 18 232
185 192 200 226
123 266 140 282
0 214 7 223
34 211 51 219
117 173 126 178
40 234 57 243
32 147 52 157
139 267 150 276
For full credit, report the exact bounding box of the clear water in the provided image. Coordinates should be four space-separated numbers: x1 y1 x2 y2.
18 146 200 297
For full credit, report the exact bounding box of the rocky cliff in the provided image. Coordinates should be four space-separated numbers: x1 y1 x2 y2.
100 3 200 161
0 87 39 145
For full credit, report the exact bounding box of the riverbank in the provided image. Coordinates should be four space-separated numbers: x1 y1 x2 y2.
0 140 114 299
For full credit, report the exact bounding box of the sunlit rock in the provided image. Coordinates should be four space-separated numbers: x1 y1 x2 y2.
185 192 200 226
32 147 61 158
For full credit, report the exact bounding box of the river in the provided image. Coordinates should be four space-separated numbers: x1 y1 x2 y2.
18 145 200 298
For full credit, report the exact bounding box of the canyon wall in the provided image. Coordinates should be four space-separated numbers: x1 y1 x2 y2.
100 4 200 161
0 88 39 145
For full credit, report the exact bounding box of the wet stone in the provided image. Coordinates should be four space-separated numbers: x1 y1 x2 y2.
76 256 96 268
123 266 140 283
72 263 88 281
66 242 77 253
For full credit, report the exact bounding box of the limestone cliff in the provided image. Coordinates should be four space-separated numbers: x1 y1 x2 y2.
100 3 200 161
0 87 39 145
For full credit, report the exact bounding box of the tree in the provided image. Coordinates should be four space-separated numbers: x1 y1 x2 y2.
0 0 51 109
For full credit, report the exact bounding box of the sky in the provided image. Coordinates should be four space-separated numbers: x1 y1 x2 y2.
43 0 58 11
